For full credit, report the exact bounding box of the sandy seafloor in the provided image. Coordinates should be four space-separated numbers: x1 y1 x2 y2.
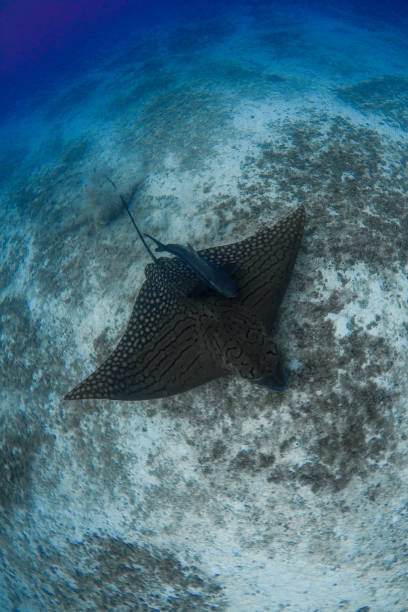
0 3 408 611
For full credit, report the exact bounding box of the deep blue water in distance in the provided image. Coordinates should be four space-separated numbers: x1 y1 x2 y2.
1 0 243 118
1 0 407 119
1 0 175 118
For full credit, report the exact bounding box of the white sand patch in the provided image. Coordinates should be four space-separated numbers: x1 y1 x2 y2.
322 263 408 340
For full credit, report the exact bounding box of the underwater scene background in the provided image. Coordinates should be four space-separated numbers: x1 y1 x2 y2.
0 0 407 610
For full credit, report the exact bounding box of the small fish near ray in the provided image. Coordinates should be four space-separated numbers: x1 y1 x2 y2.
144 232 238 298
64 205 305 401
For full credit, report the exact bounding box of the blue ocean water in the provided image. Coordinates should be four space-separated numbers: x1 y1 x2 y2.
1 0 407 118
1 1 407 610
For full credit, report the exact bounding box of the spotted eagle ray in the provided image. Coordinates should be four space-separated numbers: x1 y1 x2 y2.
65 205 305 400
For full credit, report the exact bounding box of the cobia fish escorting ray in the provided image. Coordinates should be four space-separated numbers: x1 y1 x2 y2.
103 173 237 298
144 233 238 298
64 205 305 401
